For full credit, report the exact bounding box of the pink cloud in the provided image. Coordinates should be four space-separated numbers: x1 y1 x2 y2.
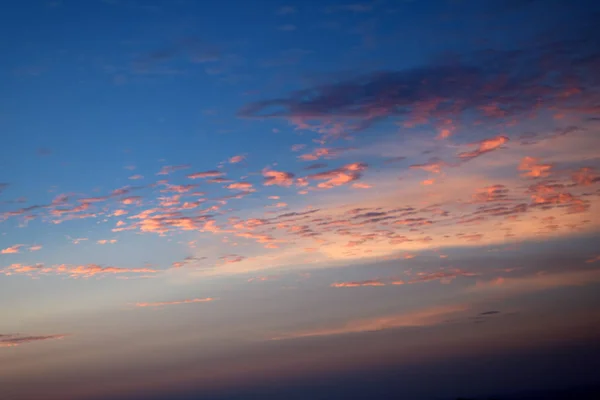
220 254 246 264
458 135 509 159
307 162 367 189
129 174 144 180
229 155 245 163
227 182 254 191
1 244 23 254
263 169 295 187
187 170 224 179
519 156 552 178
29 245 42 252
135 297 214 307
410 160 445 174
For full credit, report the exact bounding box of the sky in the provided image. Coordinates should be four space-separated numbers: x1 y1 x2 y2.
1 0 600 399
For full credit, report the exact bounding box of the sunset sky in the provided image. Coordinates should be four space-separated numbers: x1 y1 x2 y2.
1 1 600 399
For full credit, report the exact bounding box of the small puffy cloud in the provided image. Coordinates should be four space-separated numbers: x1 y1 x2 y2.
29 245 42 252
113 209 128 217
519 156 552 178
229 155 245 163
1 244 23 254
307 162 367 189
291 144 306 152
129 175 144 180
227 182 254 191
263 169 295 187
352 182 372 189
97 239 117 245
135 297 214 308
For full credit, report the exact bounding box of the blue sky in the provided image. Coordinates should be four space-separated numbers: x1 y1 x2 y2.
1 1 600 399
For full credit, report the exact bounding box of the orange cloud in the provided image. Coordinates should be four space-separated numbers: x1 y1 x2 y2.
410 160 444 174
458 135 509 159
263 169 295 187
220 254 245 264
229 155 245 163
331 279 386 287
519 156 552 178
272 304 467 340
307 162 367 189
135 297 214 307
97 239 117 245
586 255 600 264
29 245 42 252
187 170 223 179
1 263 156 279
1 244 23 254
227 182 254 191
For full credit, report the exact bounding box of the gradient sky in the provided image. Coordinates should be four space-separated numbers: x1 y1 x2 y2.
1 1 600 399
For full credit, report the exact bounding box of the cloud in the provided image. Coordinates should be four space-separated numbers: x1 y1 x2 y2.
135 297 214 308
97 239 117 245
0 333 67 348
273 304 467 340
263 169 295 187
298 147 353 161
479 310 501 316
518 156 552 178
129 174 144 180
229 155 245 163
586 255 600 264
470 269 600 295
239 23 599 136
410 159 445 174
458 136 509 160
1 244 23 254
331 279 387 287
187 170 224 179
227 182 254 191
307 162 367 189
220 254 246 264
156 164 191 175
1 263 157 279
29 245 42 252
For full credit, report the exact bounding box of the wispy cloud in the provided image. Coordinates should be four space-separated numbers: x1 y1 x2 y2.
0 333 67 348
135 297 215 308
273 304 467 340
